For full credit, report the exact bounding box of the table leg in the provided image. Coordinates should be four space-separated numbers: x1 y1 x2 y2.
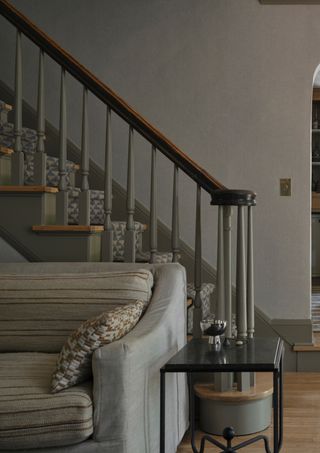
160 369 165 453
279 355 284 451
188 372 199 453
273 369 279 453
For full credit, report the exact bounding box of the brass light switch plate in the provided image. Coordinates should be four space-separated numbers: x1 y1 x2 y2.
280 178 291 196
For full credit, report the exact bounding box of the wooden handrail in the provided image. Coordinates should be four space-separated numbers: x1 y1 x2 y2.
0 0 227 194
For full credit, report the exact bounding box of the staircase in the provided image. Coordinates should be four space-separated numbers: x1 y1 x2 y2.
0 0 256 343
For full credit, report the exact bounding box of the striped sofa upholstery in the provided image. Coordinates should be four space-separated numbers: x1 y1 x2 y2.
0 353 93 450
0 262 188 453
0 268 153 450
0 269 153 352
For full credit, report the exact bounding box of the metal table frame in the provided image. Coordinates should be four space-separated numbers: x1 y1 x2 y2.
160 337 284 453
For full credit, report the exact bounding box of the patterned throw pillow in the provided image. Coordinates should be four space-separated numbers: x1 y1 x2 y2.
51 299 145 393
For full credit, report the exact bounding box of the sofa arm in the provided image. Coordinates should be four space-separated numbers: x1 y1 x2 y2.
92 263 188 453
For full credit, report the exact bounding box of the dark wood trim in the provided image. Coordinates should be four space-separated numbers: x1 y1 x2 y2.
0 0 226 194
32 225 104 232
211 189 256 206
0 185 58 193
0 146 13 155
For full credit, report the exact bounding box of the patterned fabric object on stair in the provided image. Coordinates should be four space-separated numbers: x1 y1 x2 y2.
68 190 146 259
187 282 215 334
136 251 174 263
0 122 37 152
0 132 36 153
113 221 147 261
24 154 77 187
68 188 105 224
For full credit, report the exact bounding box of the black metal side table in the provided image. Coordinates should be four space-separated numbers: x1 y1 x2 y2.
160 337 284 453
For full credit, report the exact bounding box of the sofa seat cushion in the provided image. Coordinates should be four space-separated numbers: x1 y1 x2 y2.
0 352 93 450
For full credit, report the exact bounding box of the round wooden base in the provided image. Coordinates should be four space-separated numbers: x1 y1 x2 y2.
194 373 273 436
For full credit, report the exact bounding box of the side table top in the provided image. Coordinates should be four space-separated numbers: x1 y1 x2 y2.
162 337 284 373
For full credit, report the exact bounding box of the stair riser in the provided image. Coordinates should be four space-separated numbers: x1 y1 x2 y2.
0 192 100 261
0 152 77 188
33 233 102 262
0 112 8 123
0 156 11 185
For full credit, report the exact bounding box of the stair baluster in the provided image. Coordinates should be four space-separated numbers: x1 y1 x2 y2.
11 30 24 185
193 184 202 339
214 204 233 392
236 203 252 392
236 205 247 340
101 106 113 261
0 0 258 347
149 146 157 263
223 206 232 340
216 206 224 320
79 87 90 225
124 126 135 262
171 164 180 263
56 68 68 225
34 49 46 185
247 205 254 338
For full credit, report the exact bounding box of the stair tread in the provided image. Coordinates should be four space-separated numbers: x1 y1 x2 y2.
0 185 58 193
293 332 320 351
0 101 12 112
32 225 104 233
0 145 13 155
187 298 193 309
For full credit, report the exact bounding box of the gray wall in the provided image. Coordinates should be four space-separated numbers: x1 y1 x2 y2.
0 238 26 262
0 0 317 320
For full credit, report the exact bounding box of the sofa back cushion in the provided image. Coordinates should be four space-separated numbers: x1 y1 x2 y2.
0 269 153 352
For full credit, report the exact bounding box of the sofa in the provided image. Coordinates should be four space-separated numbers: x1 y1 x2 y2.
0 262 188 453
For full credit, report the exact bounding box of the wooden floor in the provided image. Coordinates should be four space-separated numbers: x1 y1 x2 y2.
178 372 320 452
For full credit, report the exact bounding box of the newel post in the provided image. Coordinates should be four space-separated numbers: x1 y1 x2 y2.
210 189 256 392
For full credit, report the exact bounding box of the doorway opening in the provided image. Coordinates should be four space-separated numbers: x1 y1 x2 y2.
311 71 320 334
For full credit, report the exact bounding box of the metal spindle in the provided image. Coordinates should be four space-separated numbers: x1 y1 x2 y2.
171 165 180 262
124 126 135 262
101 106 113 261
149 146 157 262
223 206 232 339
12 30 24 184
79 87 90 225
56 68 68 224
247 206 254 338
34 49 46 185
236 205 247 339
216 206 224 319
193 184 202 339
